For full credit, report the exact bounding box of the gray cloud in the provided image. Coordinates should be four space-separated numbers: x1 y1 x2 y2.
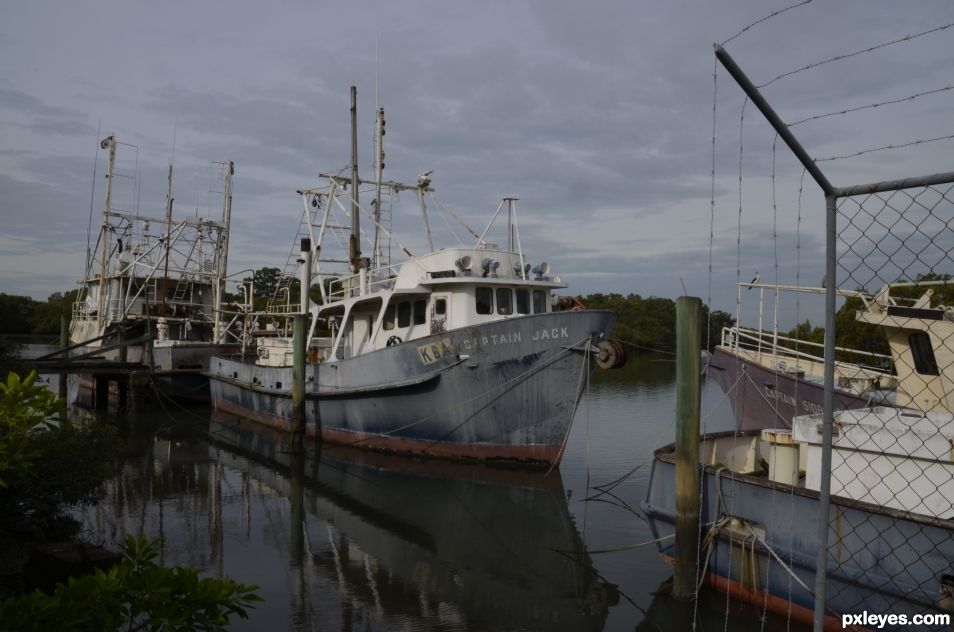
1 0 952 305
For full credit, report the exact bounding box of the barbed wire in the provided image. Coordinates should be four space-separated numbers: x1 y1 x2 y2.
720 0 813 46
815 132 954 162
758 22 954 88
789 85 954 127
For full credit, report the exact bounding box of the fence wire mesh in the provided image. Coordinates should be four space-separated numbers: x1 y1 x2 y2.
822 182 954 628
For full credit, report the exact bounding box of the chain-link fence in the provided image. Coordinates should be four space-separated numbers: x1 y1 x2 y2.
712 44 954 631
818 183 954 626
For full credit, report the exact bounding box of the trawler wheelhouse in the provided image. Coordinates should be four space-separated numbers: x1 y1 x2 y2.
309 247 565 365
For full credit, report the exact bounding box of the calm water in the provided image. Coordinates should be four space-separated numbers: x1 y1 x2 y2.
31 348 805 630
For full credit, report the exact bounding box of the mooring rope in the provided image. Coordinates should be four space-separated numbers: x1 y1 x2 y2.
547 336 593 476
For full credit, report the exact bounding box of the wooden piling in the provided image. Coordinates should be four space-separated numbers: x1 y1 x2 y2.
673 296 702 601
58 316 68 416
290 314 306 451
289 450 304 561
118 378 128 410
94 376 109 411
118 327 127 363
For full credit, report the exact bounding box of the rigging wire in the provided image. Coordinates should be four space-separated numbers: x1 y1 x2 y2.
85 121 102 279
789 166 808 632
758 22 954 88
697 54 721 631
706 57 718 359
763 132 782 632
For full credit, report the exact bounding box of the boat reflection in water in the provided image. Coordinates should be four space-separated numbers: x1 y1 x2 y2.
77 412 617 631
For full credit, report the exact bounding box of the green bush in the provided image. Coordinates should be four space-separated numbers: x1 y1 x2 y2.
0 370 119 519
0 535 261 631
0 370 64 489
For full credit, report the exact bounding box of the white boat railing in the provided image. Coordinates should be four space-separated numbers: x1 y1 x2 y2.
325 264 401 301
720 325 893 375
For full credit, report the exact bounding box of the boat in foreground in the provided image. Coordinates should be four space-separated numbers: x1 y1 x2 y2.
656 282 954 629
642 407 954 630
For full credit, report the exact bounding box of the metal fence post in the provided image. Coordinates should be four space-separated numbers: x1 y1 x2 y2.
812 193 838 631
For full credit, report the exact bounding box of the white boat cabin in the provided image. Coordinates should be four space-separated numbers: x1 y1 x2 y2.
278 245 564 365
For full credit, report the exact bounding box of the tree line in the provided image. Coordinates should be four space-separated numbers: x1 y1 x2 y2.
0 291 77 336
0 280 735 352
579 293 735 352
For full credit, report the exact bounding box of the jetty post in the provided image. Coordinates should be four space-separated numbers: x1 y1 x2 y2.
290 238 311 451
58 316 68 415
673 295 702 600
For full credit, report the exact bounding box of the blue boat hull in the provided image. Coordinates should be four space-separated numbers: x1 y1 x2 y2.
642 433 954 630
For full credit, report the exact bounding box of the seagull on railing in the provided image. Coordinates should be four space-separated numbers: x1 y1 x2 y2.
747 271 759 289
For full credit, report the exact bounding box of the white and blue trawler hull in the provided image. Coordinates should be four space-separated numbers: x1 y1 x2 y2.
641 433 954 630
207 310 615 466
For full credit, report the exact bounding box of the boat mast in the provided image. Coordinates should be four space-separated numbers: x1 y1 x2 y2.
160 160 174 317
214 161 234 342
372 106 385 270
97 135 117 329
349 86 361 276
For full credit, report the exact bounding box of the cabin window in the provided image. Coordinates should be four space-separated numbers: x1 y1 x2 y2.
476 287 493 314
398 302 411 327
909 332 939 375
516 289 530 314
496 288 513 315
413 300 427 325
383 305 395 330
435 298 447 315
533 290 547 314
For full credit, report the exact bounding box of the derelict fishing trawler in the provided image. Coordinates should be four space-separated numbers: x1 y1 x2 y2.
67 135 238 402
207 88 626 466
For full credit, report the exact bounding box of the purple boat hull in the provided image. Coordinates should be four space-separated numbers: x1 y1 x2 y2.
707 347 881 430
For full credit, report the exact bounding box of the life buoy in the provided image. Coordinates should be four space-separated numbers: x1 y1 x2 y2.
387 335 403 347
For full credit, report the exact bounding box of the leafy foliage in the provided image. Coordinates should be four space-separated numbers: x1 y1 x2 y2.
0 370 64 432
0 337 24 377
244 266 282 299
0 371 118 511
0 370 64 489
16 421 120 508
0 535 262 631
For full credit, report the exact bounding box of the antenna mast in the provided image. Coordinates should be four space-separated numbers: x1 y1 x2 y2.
160 160 174 317
349 86 361 274
373 106 385 269
97 135 117 328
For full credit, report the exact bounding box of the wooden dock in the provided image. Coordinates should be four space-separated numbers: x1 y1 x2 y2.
30 325 155 411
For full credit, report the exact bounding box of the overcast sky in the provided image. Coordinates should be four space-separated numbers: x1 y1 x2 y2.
2 0 952 326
